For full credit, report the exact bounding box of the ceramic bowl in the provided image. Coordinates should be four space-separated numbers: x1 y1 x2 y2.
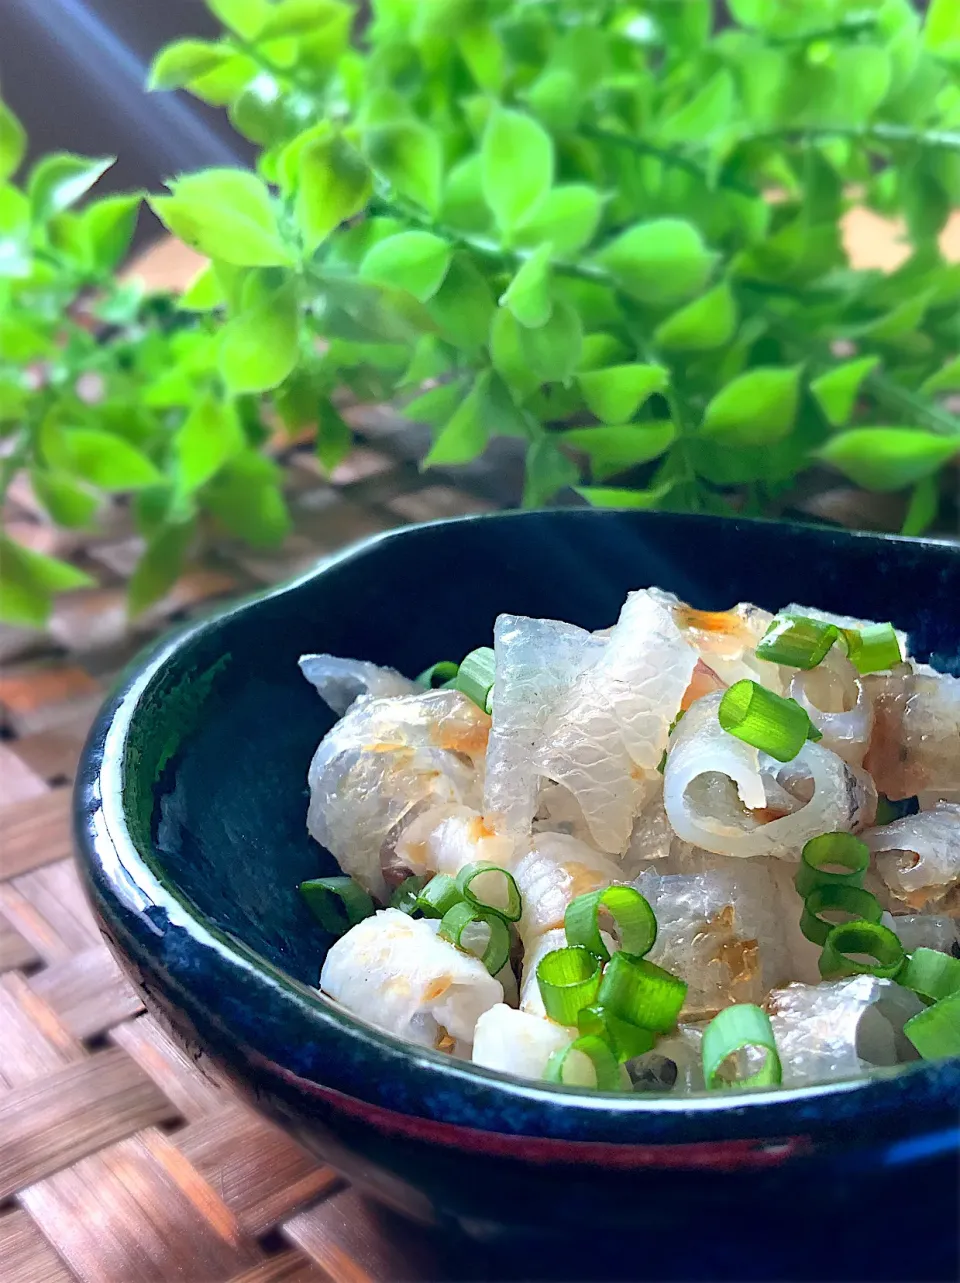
75 510 959 1272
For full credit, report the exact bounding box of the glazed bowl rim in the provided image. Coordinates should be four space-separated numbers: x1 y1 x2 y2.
75 508 960 1137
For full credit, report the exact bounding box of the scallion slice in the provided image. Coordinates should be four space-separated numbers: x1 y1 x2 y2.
416 660 460 688
577 1004 657 1062
842 622 902 675
903 990 960 1060
415 873 464 919
755 614 839 670
455 647 496 713
565 886 657 962
702 1003 782 1091
819 920 905 980
457 862 522 922
438 901 510 974
544 1034 625 1091
300 876 375 935
718 680 822 762
799 884 882 947
536 946 602 1025
390 875 428 915
597 954 687 1033
897 948 960 1006
794 832 870 897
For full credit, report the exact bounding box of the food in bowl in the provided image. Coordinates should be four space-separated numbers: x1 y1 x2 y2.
298 588 960 1094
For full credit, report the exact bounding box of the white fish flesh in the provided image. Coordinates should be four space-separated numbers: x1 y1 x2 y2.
300 654 419 715
394 805 517 882
472 1004 574 1081
864 803 960 914
514 832 624 942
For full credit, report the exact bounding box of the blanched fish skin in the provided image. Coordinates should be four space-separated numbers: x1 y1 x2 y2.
864 665 960 802
667 594 783 694
620 789 676 875
472 1004 575 1081
880 912 960 954
514 832 624 943
307 690 488 901
767 977 923 1088
300 654 419 715
395 805 517 879
788 649 873 768
864 802 960 914
320 909 502 1053
663 693 877 859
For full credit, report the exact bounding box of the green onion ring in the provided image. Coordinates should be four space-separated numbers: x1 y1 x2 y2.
597 954 687 1033
457 862 522 922
702 1003 782 1090
577 1004 657 1062
415 873 465 919
841 622 902 676
544 1034 625 1090
799 884 882 947
718 680 822 762
565 885 657 962
897 948 960 1005
794 832 870 897
903 990 960 1060
819 920 905 980
416 660 460 688
390 875 428 915
300 876 375 935
536 946 603 1025
438 901 510 974
755 614 840 670
455 647 496 713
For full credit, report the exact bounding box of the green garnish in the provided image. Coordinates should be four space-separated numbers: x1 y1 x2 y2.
897 948 960 1006
597 954 687 1034
702 1003 782 1090
544 1034 625 1090
536 946 602 1025
841 622 902 675
565 885 657 963
903 991 960 1060
756 613 839 670
718 679 822 762
799 884 882 947
415 873 464 919
794 832 870 897
438 901 510 974
300 876 375 935
818 920 905 980
457 862 522 922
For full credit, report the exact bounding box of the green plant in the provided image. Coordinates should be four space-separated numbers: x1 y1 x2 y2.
2 0 959 627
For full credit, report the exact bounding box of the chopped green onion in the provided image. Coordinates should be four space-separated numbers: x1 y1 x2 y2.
799 884 882 947
756 614 840 670
536 946 602 1025
903 990 960 1060
416 660 460 688
875 793 919 825
819 920 905 980
702 1003 782 1091
457 862 522 922
390 875 428 915
300 876 375 935
438 901 510 974
415 873 464 919
794 832 870 897
565 886 657 962
897 948 960 1005
718 680 822 762
577 1004 657 1062
597 954 687 1033
455 647 496 714
544 1034 625 1091
841 622 902 675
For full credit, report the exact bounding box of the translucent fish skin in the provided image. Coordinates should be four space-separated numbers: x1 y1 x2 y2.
484 614 605 839
864 803 960 914
307 691 488 901
620 790 676 876
472 1004 574 1081
880 912 960 954
668 594 783 693
767 977 922 1089
514 832 624 943
536 590 698 853
788 650 873 768
320 910 503 1052
864 665 960 802
395 805 516 880
663 693 876 859
299 654 419 715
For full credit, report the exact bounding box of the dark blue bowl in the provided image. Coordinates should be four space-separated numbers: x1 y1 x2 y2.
75 510 959 1278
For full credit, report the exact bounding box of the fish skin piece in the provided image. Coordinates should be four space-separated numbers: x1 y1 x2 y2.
514 832 624 944
880 912 960 954
666 592 783 693
865 666 960 802
472 1004 575 1081
788 649 874 768
865 802 960 914
320 909 503 1052
300 653 419 715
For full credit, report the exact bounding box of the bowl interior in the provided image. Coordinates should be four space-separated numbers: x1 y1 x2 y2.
128 511 959 993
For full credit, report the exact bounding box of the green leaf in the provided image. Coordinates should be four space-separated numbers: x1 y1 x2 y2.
481 108 553 235
426 254 495 353
207 0 271 38
921 355 960 397
366 120 442 215
810 356 880 428
441 154 490 234
398 334 454 388
578 364 668 425
423 372 492 468
30 470 99 528
0 101 26 182
359 231 452 302
594 219 715 307
578 333 630 372
219 275 299 393
294 130 372 251
458 23 504 92
128 519 196 616
187 52 258 106
403 379 468 427
654 282 737 352
523 435 580 508
144 367 197 409
0 537 94 627
179 262 225 311
562 423 676 481
66 430 163 491
515 185 602 257
700 366 802 446
258 0 346 38
28 154 115 223
525 68 581 133
817 428 960 493
901 475 940 537
147 39 233 90
0 374 28 422
924 0 960 60
205 451 292 547
175 394 244 493
150 169 289 266
658 71 734 145
0 183 30 277
576 482 676 510
500 243 552 328
316 399 353 473
83 193 142 271
229 75 290 146
491 299 582 396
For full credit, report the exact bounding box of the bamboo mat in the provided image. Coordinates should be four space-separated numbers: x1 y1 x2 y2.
0 427 500 1283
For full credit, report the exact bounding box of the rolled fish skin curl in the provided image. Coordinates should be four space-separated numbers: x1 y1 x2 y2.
514 832 624 944
472 1004 575 1082
663 692 877 859
864 802 960 914
306 690 488 901
788 648 874 769
766 977 923 1089
299 654 419 716
320 909 502 1053
535 590 699 854
395 805 517 880
666 592 784 694
864 665 960 802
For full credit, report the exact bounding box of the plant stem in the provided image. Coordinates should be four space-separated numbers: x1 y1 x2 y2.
740 124 960 152
579 124 759 198
765 14 877 45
